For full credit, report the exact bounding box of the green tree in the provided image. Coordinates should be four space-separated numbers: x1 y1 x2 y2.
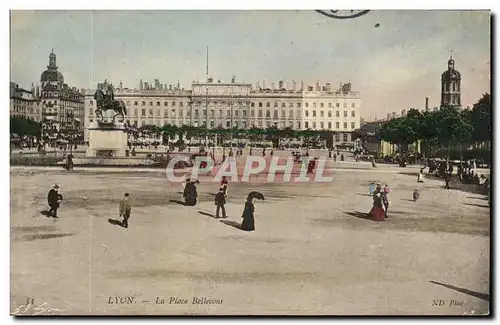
265 125 279 148
10 116 41 137
471 93 491 145
379 114 420 154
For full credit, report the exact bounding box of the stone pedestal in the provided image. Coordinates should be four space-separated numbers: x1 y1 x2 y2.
86 121 128 157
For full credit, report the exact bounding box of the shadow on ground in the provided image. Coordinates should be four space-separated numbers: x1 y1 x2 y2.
430 281 490 301
219 219 243 230
16 233 75 242
463 203 489 209
467 196 487 200
198 211 218 219
344 211 374 221
108 218 125 228
169 199 187 206
11 225 57 233
40 210 53 217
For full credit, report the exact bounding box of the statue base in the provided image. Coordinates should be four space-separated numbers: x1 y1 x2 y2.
86 121 128 158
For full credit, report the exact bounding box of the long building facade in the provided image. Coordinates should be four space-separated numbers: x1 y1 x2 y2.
10 82 42 122
83 78 361 144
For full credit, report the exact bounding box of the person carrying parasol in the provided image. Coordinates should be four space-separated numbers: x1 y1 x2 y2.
241 191 265 231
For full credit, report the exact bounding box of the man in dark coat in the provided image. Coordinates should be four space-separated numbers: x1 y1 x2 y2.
47 184 63 218
214 187 227 218
183 180 199 206
66 154 74 171
119 193 132 228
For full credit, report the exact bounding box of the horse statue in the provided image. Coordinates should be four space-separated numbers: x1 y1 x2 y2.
94 87 127 123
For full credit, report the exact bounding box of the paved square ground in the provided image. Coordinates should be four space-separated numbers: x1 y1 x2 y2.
10 163 490 315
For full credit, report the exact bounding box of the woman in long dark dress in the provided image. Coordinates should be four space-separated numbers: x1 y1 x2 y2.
241 199 255 231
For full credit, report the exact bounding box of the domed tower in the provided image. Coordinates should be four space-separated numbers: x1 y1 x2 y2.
441 52 461 108
40 50 64 87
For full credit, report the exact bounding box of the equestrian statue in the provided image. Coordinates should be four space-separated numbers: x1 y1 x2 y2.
94 85 127 123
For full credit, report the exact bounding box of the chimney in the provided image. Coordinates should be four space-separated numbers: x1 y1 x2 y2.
278 80 284 89
300 81 304 91
263 80 266 89
292 80 297 91
387 113 391 119
425 97 429 110
286 81 289 90
271 82 275 90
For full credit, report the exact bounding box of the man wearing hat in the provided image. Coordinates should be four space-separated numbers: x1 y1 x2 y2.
47 184 63 218
119 193 132 228
214 187 227 218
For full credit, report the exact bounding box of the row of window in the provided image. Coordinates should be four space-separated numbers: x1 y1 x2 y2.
11 98 36 104
11 106 39 114
11 113 42 121
42 92 82 101
88 100 357 109
89 107 356 119
305 110 355 118
41 100 81 108
252 102 356 109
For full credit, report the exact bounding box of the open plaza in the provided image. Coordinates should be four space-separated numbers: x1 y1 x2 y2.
10 150 490 315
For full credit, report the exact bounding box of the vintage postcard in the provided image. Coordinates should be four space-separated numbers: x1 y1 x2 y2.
9 10 491 316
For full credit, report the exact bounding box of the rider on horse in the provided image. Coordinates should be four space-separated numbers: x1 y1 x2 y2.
94 85 126 122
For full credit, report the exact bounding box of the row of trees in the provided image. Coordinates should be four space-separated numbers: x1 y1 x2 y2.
10 116 41 137
378 93 491 157
129 124 340 149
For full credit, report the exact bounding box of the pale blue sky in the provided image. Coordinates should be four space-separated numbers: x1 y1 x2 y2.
10 10 490 120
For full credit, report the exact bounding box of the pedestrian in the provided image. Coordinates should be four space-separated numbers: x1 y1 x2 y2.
47 184 63 218
369 189 385 221
444 172 451 189
183 179 199 206
368 182 376 195
241 197 256 231
119 193 132 228
418 167 425 183
413 189 420 201
262 148 266 156
333 153 337 162
66 153 74 171
220 176 229 197
341 153 344 161
214 187 227 218
270 149 274 158
381 186 390 218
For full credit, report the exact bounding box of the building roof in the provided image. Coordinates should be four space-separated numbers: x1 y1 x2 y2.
441 58 461 80
441 69 461 80
41 69 64 83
